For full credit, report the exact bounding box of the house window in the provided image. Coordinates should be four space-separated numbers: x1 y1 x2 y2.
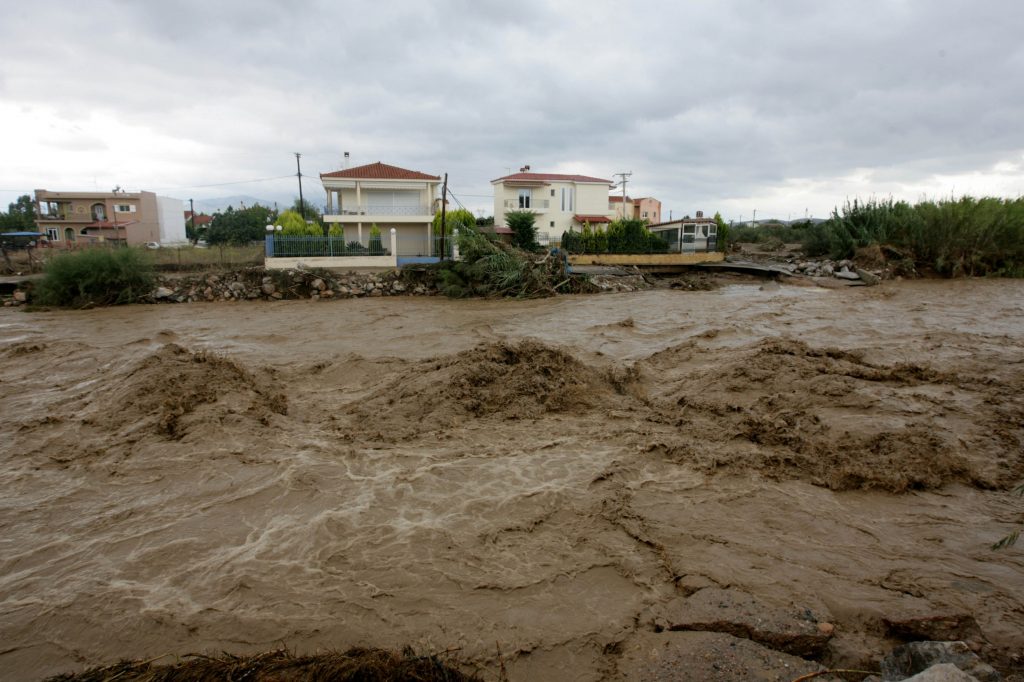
518 189 531 209
550 189 555 197
682 224 696 243
642 211 648 218
114 204 136 213
560 187 574 211
46 228 59 241
550 221 555 227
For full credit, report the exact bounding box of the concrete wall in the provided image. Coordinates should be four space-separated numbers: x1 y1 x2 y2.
155 196 187 244
265 255 398 270
568 252 725 266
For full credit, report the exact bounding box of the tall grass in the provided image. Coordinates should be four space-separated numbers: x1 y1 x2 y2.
35 247 155 307
803 196 1024 276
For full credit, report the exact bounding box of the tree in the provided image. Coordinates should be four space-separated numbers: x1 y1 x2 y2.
206 204 276 245
506 210 539 251
0 195 37 232
291 198 324 232
433 208 476 236
476 215 495 227
713 211 729 252
275 210 321 236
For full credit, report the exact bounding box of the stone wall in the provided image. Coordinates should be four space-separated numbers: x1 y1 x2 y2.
148 268 438 303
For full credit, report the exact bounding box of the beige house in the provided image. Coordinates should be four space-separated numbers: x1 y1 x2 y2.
609 195 662 224
492 168 615 243
321 162 441 257
34 189 186 246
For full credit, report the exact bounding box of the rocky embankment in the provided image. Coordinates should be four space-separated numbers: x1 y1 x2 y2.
3 265 650 307
149 268 434 303
776 257 884 285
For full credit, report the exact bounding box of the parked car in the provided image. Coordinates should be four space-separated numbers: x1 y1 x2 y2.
145 242 161 249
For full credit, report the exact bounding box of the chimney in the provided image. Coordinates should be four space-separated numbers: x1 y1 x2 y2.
343 151 350 169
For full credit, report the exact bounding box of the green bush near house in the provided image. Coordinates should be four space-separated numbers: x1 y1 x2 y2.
35 247 156 307
505 210 540 251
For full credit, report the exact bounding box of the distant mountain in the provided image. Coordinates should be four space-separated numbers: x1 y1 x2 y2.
191 195 281 214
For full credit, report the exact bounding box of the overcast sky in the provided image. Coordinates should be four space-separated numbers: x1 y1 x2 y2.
2 0 1023 222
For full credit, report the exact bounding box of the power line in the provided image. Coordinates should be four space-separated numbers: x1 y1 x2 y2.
149 174 295 191
446 189 469 212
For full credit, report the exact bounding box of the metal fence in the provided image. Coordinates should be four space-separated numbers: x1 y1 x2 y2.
268 235 388 257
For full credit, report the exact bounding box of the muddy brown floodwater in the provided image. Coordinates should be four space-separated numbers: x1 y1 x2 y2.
1 279 1023 681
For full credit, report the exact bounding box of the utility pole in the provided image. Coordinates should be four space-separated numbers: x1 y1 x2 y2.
189 198 195 244
295 152 306 220
613 171 632 219
439 173 448 260
752 209 757 227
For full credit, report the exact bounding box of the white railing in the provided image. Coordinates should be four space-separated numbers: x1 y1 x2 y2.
503 199 550 211
324 204 432 216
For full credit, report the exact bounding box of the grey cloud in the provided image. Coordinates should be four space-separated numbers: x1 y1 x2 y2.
1 0 1023 218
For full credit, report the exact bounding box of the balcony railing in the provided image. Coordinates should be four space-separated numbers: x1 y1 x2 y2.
503 199 550 212
324 204 432 216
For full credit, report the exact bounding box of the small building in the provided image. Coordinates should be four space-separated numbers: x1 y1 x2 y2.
34 189 187 246
320 161 442 257
492 166 616 243
647 211 719 252
610 195 662 224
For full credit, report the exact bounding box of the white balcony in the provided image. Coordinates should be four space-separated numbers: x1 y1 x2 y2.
323 204 433 222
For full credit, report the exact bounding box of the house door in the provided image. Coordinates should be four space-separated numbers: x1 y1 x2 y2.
64 227 76 243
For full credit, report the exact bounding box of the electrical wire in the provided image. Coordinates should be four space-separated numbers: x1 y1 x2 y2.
148 174 295 192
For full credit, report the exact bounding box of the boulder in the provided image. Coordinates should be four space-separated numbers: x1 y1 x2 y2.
650 587 833 658
13 290 27 303
857 268 881 286
835 270 861 280
261 282 276 295
153 286 175 299
881 641 1000 682
616 631 823 682
311 278 326 291
905 664 983 681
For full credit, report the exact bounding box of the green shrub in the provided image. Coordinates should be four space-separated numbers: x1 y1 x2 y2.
369 224 383 254
35 247 155 307
801 196 1024 276
506 211 540 251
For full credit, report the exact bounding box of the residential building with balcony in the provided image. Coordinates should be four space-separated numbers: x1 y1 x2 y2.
320 161 441 257
34 189 187 246
609 195 662 224
492 167 615 243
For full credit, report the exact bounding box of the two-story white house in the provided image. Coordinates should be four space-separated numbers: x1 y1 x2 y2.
492 167 616 243
321 161 442 256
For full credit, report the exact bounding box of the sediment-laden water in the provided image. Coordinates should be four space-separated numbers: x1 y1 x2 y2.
1 280 1022 680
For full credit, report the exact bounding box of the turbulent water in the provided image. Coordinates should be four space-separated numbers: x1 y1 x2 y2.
1 280 1023 681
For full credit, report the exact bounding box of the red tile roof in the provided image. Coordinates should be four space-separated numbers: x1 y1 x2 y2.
573 214 612 223
184 211 213 225
608 195 633 203
321 161 440 181
492 172 612 185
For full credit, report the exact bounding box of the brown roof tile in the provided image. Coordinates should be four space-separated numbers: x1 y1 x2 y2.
492 172 612 184
321 161 440 181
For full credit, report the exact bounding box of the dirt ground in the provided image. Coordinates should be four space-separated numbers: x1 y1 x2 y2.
1 279 1022 681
